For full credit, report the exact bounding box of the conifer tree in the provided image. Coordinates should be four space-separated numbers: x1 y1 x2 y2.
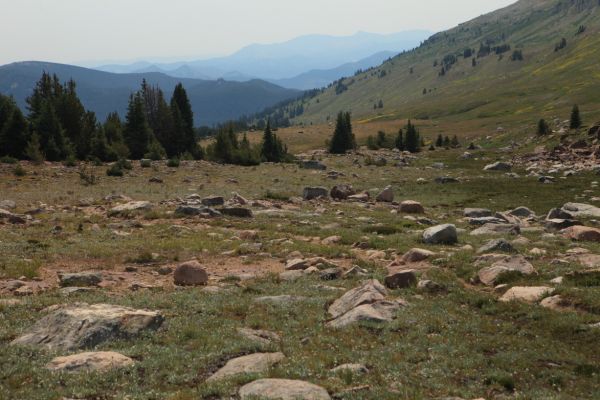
537 119 550 136
570 105 581 129
123 92 154 159
33 102 71 161
451 135 460 148
0 96 29 159
25 133 44 164
261 120 281 162
395 129 404 151
436 134 443 147
328 112 355 154
443 136 451 147
171 83 202 159
404 120 421 153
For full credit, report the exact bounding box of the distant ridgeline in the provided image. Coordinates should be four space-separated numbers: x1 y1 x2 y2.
252 0 600 127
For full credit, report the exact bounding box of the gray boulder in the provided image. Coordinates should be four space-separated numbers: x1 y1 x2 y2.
239 379 331 400
423 224 458 244
484 162 512 171
303 187 328 200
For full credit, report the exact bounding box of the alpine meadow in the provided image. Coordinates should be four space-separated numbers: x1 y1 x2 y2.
1 0 600 399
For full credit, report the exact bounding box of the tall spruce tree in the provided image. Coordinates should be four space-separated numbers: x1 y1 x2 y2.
0 95 29 158
123 92 154 159
395 129 404 151
404 120 421 153
33 101 71 161
261 120 285 162
329 112 355 154
171 83 202 159
570 105 581 129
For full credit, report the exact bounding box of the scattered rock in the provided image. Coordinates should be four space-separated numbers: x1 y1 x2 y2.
417 279 445 292
478 256 535 286
174 261 208 286
11 303 163 351
435 176 459 184
330 363 368 375
239 379 331 400
47 351 134 373
470 223 520 236
401 248 435 263
384 269 417 289
399 200 424 214
545 218 582 230
509 206 535 218
423 224 458 244
330 184 356 200
327 301 403 328
299 160 327 170
237 328 280 345
484 162 512 171
108 201 151 216
562 203 600 218
562 226 600 242
477 239 515 254
540 295 571 311
221 207 253 218
328 280 386 319
464 208 492 218
499 286 554 303
207 352 285 382
303 187 328 200
201 196 225 207
376 186 394 202
58 272 102 287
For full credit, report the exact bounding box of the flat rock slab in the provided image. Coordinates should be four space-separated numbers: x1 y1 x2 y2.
58 272 102 287
255 295 308 305
239 378 331 400
207 352 285 382
562 226 600 242
328 279 386 319
478 256 535 286
562 203 600 218
237 328 281 345
499 286 554 303
11 303 163 351
470 223 520 236
47 351 134 373
108 201 151 216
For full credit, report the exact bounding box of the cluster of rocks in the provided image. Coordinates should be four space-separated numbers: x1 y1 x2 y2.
172 193 253 218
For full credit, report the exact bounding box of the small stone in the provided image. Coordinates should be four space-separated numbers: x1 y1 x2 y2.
376 186 394 202
58 272 102 287
562 226 600 242
47 351 134 373
484 162 512 171
399 200 425 214
330 363 369 374
239 379 331 400
401 248 435 263
477 239 515 254
206 352 285 382
384 269 417 289
499 286 554 303
303 187 328 200
464 208 492 218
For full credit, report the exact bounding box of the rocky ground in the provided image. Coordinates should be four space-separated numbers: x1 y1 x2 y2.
1 143 599 399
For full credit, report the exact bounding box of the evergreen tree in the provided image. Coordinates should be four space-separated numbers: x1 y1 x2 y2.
261 120 284 162
25 133 44 164
376 131 387 148
103 112 129 159
0 96 29 158
404 120 421 153
33 102 71 161
537 119 550 136
142 82 176 157
435 134 443 147
328 112 355 154
123 92 154 159
395 129 404 151
54 79 87 158
570 105 581 129
451 135 460 148
171 83 202 159
443 136 451 147
89 127 117 162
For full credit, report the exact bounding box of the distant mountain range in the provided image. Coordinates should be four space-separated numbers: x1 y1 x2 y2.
0 62 299 126
95 31 431 89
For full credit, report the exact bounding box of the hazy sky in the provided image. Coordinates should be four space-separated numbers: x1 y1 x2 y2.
0 0 516 65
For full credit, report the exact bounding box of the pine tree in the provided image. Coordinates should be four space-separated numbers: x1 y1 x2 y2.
404 120 421 153
89 127 116 162
570 105 581 129
54 79 87 158
328 112 355 154
537 119 550 136
171 83 202 159
34 102 71 161
435 134 443 147
451 135 460 148
443 136 451 147
25 133 44 164
395 129 404 151
0 96 29 158
123 92 154 159
261 120 279 162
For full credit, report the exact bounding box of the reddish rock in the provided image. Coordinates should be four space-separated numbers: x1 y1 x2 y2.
562 226 600 242
384 269 417 289
399 200 425 214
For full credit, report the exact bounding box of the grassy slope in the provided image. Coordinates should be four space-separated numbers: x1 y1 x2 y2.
290 0 600 134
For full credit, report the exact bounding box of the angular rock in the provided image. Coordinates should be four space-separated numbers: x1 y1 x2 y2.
175 205 221 217
11 303 163 351
47 351 134 373
320 268 343 281
470 223 520 236
435 176 459 184
509 206 535 218
303 187 328 200
545 218 582 230
478 256 535 286
207 352 285 382
58 272 102 287
285 259 309 271
221 207 253 218
399 200 424 214
423 224 458 244
328 279 386 319
330 184 356 200
464 208 492 218
468 217 508 225
384 269 417 289
477 239 515 254
562 203 600 218
239 379 331 400
547 208 574 220
108 201 152 216
173 261 208 286
201 196 225 207
299 160 327 170
237 328 280 345
401 248 435 263
562 226 600 242
499 286 554 303
540 295 571 311
330 363 369 374
484 162 512 171
327 301 401 328
375 186 394 202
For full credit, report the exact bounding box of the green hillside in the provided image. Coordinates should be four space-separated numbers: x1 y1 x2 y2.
286 0 600 130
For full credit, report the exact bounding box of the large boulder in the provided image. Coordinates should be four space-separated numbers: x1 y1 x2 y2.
220 207 253 218
201 196 225 207
46 351 134 373
509 206 535 218
562 226 600 242
207 352 285 382
330 184 356 200
422 224 458 244
303 187 328 201
11 304 163 351
239 379 331 400
399 200 425 214
478 256 535 286
384 269 417 289
484 162 512 171
174 261 208 286
375 186 394 202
